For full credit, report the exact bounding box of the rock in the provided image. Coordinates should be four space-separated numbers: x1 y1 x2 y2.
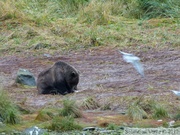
0 121 5 128
168 120 175 127
43 53 52 58
34 43 51 50
157 119 163 122
23 126 47 135
120 112 126 115
83 127 97 131
16 68 36 86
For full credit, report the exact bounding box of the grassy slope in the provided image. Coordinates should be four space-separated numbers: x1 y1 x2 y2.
0 0 180 57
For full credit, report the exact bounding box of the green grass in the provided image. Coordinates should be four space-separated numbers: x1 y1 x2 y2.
107 123 119 130
174 113 180 121
0 0 179 57
127 96 169 120
136 0 180 19
0 88 20 124
1 0 180 22
151 103 169 119
50 116 82 132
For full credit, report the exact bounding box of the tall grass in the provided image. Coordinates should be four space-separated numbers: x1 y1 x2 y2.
57 0 89 16
1 0 179 25
0 0 179 55
136 0 180 19
0 0 26 21
0 88 20 124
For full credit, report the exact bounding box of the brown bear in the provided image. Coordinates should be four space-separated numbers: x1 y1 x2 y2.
37 61 79 95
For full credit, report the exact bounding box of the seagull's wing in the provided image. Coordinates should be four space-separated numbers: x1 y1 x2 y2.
119 51 132 56
119 50 144 77
171 90 180 96
131 60 144 77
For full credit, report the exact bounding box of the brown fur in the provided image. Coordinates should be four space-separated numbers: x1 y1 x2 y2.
37 61 79 95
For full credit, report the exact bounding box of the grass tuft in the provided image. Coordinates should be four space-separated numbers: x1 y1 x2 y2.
81 97 100 110
127 96 169 120
127 103 148 120
59 99 82 118
174 113 180 121
35 108 55 121
50 116 82 132
0 88 20 124
151 104 169 119
107 123 119 130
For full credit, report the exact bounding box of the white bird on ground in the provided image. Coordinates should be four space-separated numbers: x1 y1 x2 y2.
119 51 144 77
171 90 180 99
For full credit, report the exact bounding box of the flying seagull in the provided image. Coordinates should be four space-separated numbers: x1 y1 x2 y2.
119 51 144 77
171 90 180 99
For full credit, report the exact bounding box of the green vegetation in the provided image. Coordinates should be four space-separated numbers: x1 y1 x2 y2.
151 102 169 119
50 116 82 131
127 96 169 120
1 0 179 22
59 99 82 118
0 0 179 56
174 113 180 121
0 88 20 124
107 123 119 130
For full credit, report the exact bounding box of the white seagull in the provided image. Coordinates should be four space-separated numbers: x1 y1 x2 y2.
171 90 180 99
119 51 144 77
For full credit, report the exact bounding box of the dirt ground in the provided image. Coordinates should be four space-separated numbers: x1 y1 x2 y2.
0 47 180 126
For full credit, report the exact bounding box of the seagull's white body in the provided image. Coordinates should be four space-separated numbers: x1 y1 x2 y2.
119 51 144 77
171 90 180 97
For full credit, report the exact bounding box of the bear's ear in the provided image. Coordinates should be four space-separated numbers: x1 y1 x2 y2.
71 71 76 77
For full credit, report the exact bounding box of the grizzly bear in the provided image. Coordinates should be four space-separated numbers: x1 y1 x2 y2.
37 61 79 95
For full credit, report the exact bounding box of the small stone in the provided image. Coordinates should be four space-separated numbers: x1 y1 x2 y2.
43 54 52 58
23 126 47 135
16 68 36 86
83 127 96 131
168 120 175 127
34 43 51 50
157 119 163 122
120 112 126 115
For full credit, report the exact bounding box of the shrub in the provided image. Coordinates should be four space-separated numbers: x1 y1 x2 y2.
51 116 82 131
0 88 20 124
59 99 82 118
